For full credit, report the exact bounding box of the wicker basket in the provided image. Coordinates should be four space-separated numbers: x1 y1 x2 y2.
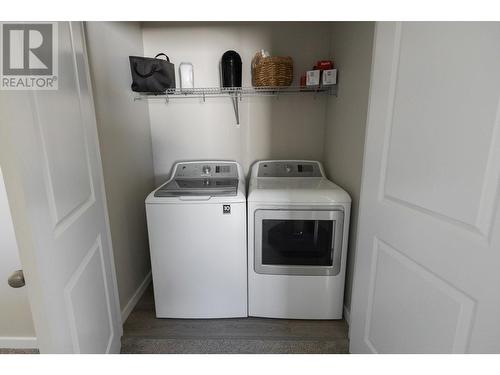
252 54 293 87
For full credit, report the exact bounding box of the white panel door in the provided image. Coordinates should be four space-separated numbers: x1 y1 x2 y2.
349 22 500 353
0 22 122 353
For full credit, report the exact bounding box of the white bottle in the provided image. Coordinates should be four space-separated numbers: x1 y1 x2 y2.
179 62 194 91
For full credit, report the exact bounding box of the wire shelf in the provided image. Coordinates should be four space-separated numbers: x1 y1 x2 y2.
133 85 337 124
134 85 336 100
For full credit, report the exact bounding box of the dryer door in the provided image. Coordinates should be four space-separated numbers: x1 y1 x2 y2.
254 209 344 276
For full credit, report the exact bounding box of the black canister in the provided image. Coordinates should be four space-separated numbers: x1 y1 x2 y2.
221 50 242 88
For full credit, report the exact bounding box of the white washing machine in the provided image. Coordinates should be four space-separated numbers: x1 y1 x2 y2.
146 161 247 318
247 160 351 319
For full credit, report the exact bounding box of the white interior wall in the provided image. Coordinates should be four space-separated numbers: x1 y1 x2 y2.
141 22 333 183
0 168 36 348
323 22 375 315
85 22 155 319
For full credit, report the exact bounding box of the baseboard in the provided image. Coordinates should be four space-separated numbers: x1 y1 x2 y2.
343 305 351 342
343 304 351 326
121 271 152 323
0 336 38 349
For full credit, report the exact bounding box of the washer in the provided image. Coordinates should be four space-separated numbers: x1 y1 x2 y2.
146 161 247 318
247 160 351 319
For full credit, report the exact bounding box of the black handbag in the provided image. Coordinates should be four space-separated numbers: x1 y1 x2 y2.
129 53 176 93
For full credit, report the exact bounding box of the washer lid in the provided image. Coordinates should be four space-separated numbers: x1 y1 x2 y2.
154 178 238 197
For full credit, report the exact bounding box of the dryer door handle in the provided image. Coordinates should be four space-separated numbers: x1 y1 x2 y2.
330 217 344 276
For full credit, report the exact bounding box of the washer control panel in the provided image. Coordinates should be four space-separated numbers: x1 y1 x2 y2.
174 162 238 178
257 161 323 177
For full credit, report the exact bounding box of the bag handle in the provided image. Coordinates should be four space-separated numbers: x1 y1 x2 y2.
133 54 170 78
154 53 170 62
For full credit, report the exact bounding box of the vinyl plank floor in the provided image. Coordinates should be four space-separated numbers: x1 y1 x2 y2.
0 349 39 354
121 285 349 354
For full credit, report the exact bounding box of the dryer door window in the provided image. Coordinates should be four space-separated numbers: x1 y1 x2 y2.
254 209 344 276
262 219 333 266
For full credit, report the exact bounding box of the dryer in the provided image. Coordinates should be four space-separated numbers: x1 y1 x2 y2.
146 161 247 318
247 160 351 319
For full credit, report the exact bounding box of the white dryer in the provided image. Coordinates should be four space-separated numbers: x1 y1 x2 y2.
146 161 247 318
247 160 351 319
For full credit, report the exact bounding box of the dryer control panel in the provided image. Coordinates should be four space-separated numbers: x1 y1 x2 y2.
174 162 238 179
257 161 323 177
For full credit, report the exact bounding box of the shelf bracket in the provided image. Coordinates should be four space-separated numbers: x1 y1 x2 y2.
231 93 239 125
